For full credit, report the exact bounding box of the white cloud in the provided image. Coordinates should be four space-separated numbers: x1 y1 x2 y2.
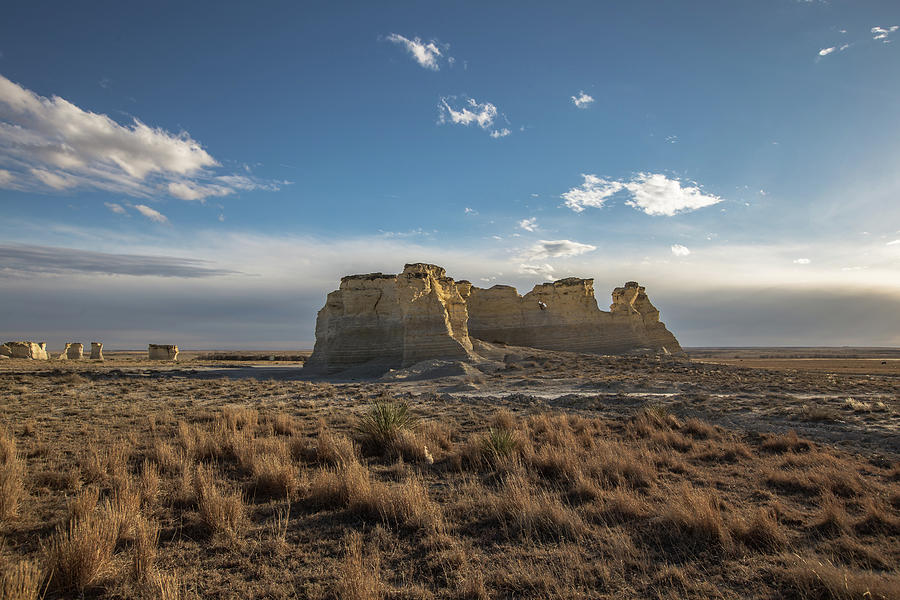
0 74 279 200
133 204 168 224
104 202 127 215
571 91 594 109
386 33 444 70
819 47 836 56
518 263 556 280
887 240 900 246
871 25 899 41
793 258 811 264
623 173 723 216
561 174 625 212
671 244 691 257
438 96 510 138
523 239 597 260
518 217 538 232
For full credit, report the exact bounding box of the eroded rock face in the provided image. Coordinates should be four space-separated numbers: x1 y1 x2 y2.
149 344 179 361
306 263 474 373
467 279 682 355
308 264 683 373
0 344 11 358
66 343 84 360
90 342 104 360
4 341 50 360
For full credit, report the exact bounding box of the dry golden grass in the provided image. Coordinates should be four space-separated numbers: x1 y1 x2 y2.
0 358 897 599
0 428 25 521
0 561 43 600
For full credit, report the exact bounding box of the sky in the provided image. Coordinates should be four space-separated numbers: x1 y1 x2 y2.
1 0 899 349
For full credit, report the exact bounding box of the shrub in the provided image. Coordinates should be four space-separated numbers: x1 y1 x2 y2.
355 401 416 452
44 512 117 593
481 428 519 463
334 531 382 600
194 465 247 540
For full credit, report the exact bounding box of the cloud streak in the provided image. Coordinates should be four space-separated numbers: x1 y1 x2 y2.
0 74 280 201
0 243 238 278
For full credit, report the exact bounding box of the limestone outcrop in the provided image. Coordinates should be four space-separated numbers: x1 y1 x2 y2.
149 344 178 361
90 342 104 360
467 279 682 355
306 263 474 373
307 263 683 373
65 343 84 360
4 341 50 360
0 344 11 358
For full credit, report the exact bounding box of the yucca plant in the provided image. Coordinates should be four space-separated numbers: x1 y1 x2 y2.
481 427 518 462
355 401 416 453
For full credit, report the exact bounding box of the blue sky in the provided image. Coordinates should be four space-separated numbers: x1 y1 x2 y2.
1 0 899 349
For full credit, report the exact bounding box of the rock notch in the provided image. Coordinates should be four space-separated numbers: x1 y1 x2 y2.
149 344 179 361
307 264 682 373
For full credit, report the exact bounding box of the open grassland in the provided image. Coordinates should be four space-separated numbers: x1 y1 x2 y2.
0 353 898 599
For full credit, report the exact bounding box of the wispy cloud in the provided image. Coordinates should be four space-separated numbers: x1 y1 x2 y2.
518 217 538 232
671 244 691 257
886 239 900 246
0 74 280 201
793 258 811 264
385 33 446 70
522 239 596 260
0 243 237 278
438 96 510 138
562 172 722 216
571 91 594 109
818 46 836 56
871 25 898 41
104 202 127 215
133 204 168 224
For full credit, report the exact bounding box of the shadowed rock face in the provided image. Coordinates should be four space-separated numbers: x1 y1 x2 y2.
90 342 103 360
65 343 84 360
467 279 682 355
307 264 683 373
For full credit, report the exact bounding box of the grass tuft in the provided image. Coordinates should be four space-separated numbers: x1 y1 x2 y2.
355 401 416 453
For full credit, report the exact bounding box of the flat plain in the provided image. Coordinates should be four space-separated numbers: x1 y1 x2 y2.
0 345 897 599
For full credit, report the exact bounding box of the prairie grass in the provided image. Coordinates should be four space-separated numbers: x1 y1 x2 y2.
355 400 416 453
0 358 897 599
0 428 25 521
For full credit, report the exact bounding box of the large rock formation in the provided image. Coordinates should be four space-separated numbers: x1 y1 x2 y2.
307 264 682 373
65 343 84 360
0 344 11 358
306 263 474 373
90 342 104 360
4 341 50 360
149 344 179 361
467 279 682 355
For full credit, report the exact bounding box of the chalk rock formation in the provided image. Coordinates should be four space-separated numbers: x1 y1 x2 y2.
90 342 104 360
306 263 474 373
467 279 681 355
309 265 683 373
66 343 84 360
0 344 11 358
4 341 50 360
149 344 179 361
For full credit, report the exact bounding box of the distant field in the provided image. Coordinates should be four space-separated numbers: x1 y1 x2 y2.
686 347 900 376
